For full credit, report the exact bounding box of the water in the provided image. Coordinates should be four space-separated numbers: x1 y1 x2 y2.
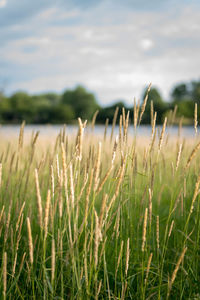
0 124 197 138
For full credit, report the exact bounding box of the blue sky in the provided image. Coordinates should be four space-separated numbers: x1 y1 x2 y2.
0 0 200 105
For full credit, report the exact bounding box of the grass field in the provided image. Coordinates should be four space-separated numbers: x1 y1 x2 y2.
0 105 200 299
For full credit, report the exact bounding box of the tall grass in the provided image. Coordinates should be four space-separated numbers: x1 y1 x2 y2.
0 103 200 299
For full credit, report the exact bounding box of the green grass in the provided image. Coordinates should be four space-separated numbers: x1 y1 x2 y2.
0 116 200 299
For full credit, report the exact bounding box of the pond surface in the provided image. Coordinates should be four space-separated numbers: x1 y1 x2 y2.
0 124 198 138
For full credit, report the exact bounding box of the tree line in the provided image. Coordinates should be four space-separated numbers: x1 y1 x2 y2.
0 80 200 125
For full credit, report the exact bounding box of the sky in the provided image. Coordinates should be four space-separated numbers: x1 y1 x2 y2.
0 0 200 106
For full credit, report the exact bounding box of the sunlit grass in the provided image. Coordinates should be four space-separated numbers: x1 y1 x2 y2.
0 108 200 299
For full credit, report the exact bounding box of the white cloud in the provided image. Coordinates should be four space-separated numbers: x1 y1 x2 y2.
0 0 7 8
139 38 154 51
0 1 200 105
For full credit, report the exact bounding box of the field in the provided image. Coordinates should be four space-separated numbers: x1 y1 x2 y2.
0 107 200 299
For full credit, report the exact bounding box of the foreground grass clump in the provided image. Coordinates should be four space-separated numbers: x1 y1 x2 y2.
0 108 200 299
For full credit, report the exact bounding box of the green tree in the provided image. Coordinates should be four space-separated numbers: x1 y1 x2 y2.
49 104 75 123
8 91 34 123
176 100 195 120
98 101 126 123
141 86 167 124
31 94 52 123
62 85 99 120
171 83 190 102
0 94 10 123
191 81 200 103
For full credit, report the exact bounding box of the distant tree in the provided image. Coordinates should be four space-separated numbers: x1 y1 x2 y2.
49 104 75 123
33 93 60 105
141 86 167 124
171 83 190 102
176 100 195 119
191 81 200 103
0 94 10 123
98 101 127 123
62 85 99 120
170 81 200 121
43 92 60 103
32 95 51 108
8 91 35 123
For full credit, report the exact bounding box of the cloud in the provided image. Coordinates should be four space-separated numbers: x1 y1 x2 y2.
0 0 200 105
140 39 154 51
0 0 7 8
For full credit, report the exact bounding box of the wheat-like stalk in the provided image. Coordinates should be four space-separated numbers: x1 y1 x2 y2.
0 205 5 225
91 110 99 131
61 142 67 191
51 165 55 199
27 217 33 265
3 252 7 300
148 188 152 227
189 174 200 215
145 253 153 286
149 128 157 153
168 247 187 297
158 117 167 151
76 118 85 161
112 135 118 165
185 140 200 170
115 240 124 279
125 238 130 277
84 235 89 288
18 120 25 151
124 110 130 143
56 154 60 180
121 281 127 300
139 83 151 124
151 101 154 127
19 252 26 274
44 189 51 239
156 215 159 250
119 115 122 151
133 98 137 129
94 210 102 268
4 204 11 244
151 111 157 138
168 220 175 238
142 208 148 252
35 168 43 228
69 163 75 208
194 103 198 134
175 143 182 171
51 238 55 283
15 202 25 232
58 169 63 218
122 107 126 136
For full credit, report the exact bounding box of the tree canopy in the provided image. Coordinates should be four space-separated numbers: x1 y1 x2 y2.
0 79 200 125
62 85 99 120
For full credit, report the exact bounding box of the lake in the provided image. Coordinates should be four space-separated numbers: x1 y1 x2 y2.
0 124 197 138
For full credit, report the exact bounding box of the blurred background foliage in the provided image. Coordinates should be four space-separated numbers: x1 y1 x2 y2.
0 80 200 124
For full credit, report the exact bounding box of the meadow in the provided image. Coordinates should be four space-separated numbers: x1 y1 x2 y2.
0 101 200 299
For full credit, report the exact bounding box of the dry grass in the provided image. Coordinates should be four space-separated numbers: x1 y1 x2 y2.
0 106 200 299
